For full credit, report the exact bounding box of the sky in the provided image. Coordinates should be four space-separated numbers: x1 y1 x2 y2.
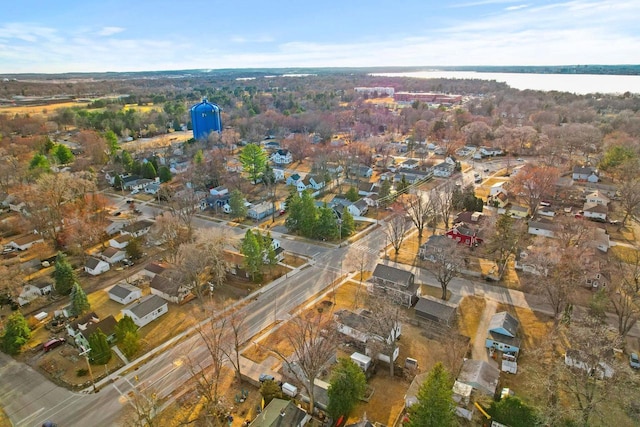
1 0 639 74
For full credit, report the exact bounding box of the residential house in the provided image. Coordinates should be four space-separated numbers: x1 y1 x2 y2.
150 274 191 304
262 237 285 263
583 202 608 221
121 220 154 238
489 182 508 197
497 204 529 218
454 211 484 225
100 247 126 264
74 315 118 351
206 192 231 210
478 146 504 157
121 175 144 191
108 283 142 305
394 168 433 185
485 311 521 355
414 295 457 327
349 164 373 178
456 359 500 396
591 227 610 253
66 312 100 337
585 190 610 206
105 220 126 235
121 294 169 328
326 162 344 176
249 398 310 427
84 257 110 276
270 149 293 165
572 166 599 182
488 191 509 208
418 235 450 261
303 174 325 191
141 261 167 279
334 309 401 363
19 280 53 305
528 218 559 238
9 234 44 251
286 173 303 187
223 251 250 279
357 181 378 197
262 140 281 151
209 186 228 197
401 159 420 169
144 182 161 195
273 168 285 182
247 201 276 221
347 199 369 217
104 170 117 186
109 234 131 249
447 223 483 247
433 161 455 178
584 182 617 197
368 263 419 307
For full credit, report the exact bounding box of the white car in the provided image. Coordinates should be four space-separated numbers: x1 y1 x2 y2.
130 189 139 195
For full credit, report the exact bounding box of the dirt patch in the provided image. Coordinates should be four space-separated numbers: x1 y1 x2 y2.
457 296 487 340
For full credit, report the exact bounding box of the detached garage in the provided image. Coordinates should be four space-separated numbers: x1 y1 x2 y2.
414 296 458 327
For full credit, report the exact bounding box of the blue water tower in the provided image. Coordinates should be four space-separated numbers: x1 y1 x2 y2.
190 98 222 140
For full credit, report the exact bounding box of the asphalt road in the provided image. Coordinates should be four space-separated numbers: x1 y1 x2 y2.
1 196 386 426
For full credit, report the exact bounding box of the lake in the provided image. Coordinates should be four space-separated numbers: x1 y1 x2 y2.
370 70 640 95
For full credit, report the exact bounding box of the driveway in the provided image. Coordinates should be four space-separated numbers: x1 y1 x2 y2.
471 299 498 366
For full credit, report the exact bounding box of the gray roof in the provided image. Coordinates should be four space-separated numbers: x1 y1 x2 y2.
528 219 559 231
79 315 117 341
123 220 154 233
126 295 167 318
372 263 414 285
488 311 519 337
415 296 457 322
109 283 140 299
150 274 182 296
573 166 595 175
144 262 167 275
102 246 124 258
457 359 500 395
583 202 608 213
85 257 104 270
335 309 370 331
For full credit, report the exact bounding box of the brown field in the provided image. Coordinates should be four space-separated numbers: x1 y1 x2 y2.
457 296 487 339
0 101 89 117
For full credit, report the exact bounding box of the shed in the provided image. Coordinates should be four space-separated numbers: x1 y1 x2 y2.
414 295 458 327
351 352 372 372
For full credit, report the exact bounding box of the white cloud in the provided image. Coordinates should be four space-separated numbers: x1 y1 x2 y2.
505 4 529 11
98 26 125 36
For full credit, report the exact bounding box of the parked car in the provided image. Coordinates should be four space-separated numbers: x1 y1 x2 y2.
43 337 66 352
259 373 275 383
122 259 134 267
114 211 122 216
131 189 140 195
630 353 640 369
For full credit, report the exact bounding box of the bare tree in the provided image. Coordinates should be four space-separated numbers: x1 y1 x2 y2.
607 250 640 337
174 229 229 301
510 164 559 217
220 309 247 383
431 182 456 230
403 192 435 239
428 237 463 300
386 215 409 256
149 213 184 261
120 386 161 427
167 188 201 242
616 164 640 226
344 247 369 310
271 312 337 414
365 292 403 377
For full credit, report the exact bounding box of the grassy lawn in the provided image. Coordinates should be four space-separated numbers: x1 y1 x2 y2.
457 296 486 340
0 101 89 117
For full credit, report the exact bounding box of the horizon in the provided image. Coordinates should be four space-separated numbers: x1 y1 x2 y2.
2 0 639 74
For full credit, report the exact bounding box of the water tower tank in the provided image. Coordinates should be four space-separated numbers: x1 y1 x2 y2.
190 98 222 140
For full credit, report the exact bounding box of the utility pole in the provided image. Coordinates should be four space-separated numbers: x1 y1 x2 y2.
79 347 97 393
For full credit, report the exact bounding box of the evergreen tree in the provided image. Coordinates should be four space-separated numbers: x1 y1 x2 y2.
193 149 204 164
121 150 134 172
52 144 74 164
396 174 410 194
315 204 339 240
52 252 76 295
158 165 172 183
327 358 367 421
69 283 90 317
141 161 157 179
229 189 247 220
126 237 143 260
298 190 318 238
29 153 50 172
115 315 138 342
260 380 284 407
104 130 119 156
88 328 112 365
1 311 31 355
284 189 303 232
488 396 539 427
406 363 455 427
345 186 359 202
239 144 267 184
241 229 263 280
115 315 140 358
262 231 278 267
340 209 355 238
379 179 392 206
113 174 124 190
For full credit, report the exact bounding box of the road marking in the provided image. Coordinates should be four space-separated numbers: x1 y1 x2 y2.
16 407 44 426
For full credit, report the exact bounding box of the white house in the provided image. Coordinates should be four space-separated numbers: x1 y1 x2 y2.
334 309 401 363
489 182 508 197
347 199 369 217
109 234 131 249
144 182 161 195
273 168 285 182
108 283 142 305
586 190 610 206
303 174 325 191
433 161 455 178
247 201 276 221
150 274 191 304
583 202 608 221
121 220 154 238
479 146 503 157
84 257 110 276
572 166 599 182
271 149 293 165
19 280 53 305
105 220 126 235
122 295 168 328
528 219 558 238
9 234 45 251
286 173 304 188
209 185 229 197
101 247 126 264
